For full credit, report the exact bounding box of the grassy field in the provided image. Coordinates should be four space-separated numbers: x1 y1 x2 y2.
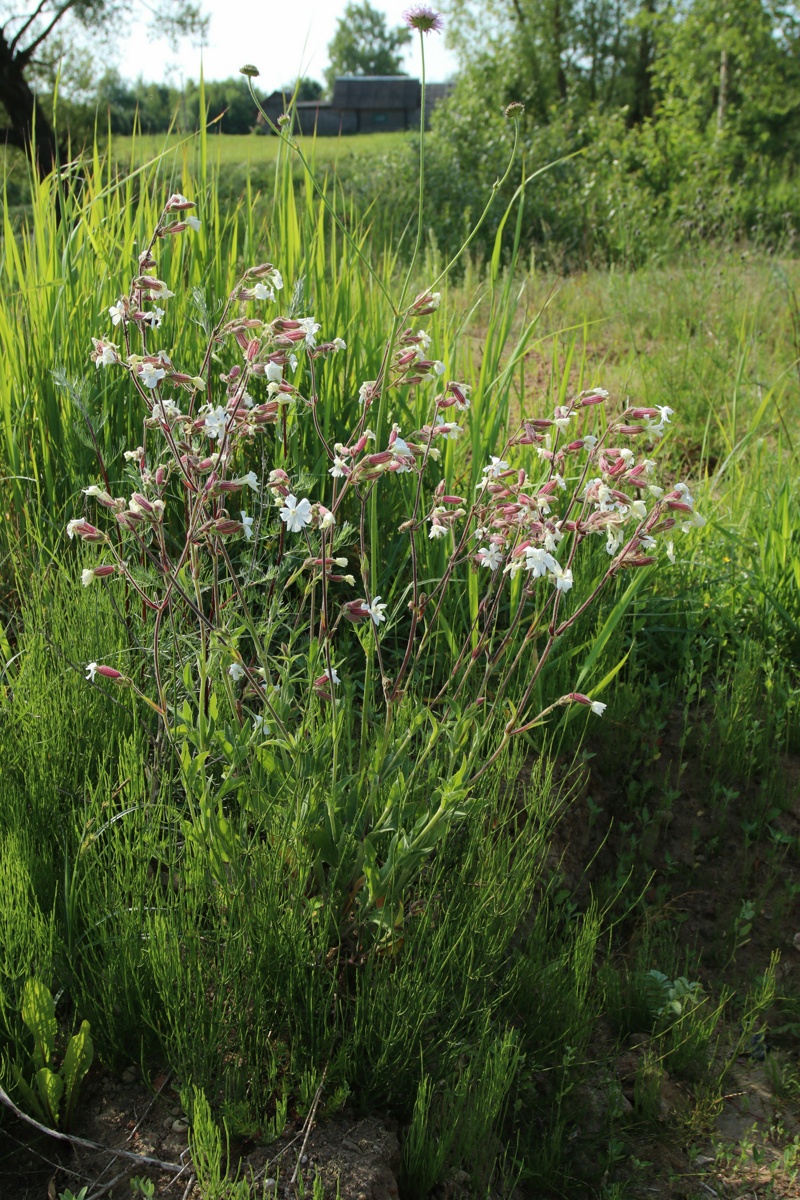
109 130 411 169
0 135 798 1200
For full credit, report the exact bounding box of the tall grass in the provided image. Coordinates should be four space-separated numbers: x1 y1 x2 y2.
1 113 799 1198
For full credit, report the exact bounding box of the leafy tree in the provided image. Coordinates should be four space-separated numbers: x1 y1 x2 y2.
294 77 323 102
0 0 206 175
325 1 412 93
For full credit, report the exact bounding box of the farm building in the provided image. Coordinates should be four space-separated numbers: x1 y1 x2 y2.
260 77 453 136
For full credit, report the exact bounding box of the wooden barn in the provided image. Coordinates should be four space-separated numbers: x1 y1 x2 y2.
260 77 453 136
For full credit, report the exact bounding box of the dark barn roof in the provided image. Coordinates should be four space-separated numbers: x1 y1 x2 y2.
330 76 421 110
259 77 454 135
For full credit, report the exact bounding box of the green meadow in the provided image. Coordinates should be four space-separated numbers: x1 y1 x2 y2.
0 123 798 1200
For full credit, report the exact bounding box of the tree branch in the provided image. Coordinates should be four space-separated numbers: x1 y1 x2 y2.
17 0 80 64
8 0 52 54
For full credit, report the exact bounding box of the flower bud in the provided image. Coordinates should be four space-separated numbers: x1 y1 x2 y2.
66 519 104 542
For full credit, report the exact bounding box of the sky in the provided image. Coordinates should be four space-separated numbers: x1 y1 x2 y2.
115 1 459 90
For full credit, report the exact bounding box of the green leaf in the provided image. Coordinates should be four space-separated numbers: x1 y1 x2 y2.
35 1066 64 1126
10 1064 47 1121
575 571 648 692
21 978 56 1070
60 1020 94 1128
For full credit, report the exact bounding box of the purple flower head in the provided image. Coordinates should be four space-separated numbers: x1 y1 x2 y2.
403 5 444 34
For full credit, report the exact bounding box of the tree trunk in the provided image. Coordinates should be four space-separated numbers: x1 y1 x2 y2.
0 28 59 179
628 0 656 127
716 47 728 135
553 0 568 102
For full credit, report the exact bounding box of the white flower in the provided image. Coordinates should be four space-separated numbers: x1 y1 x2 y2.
254 282 274 302
429 522 448 539
108 302 125 326
151 398 182 422
289 353 298 371
647 405 674 436
582 434 598 451
123 448 143 461
433 360 445 376
241 511 255 540
83 485 105 498
240 471 259 492
299 318 320 348
630 500 647 520
553 412 572 432
554 474 566 491
680 512 706 533
204 406 230 440
96 343 118 368
81 569 96 587
271 269 284 290
186 215 201 231
149 281 175 299
590 700 607 716
229 663 246 682
666 540 676 563
483 457 509 478
66 520 82 539
320 510 335 530
606 527 624 555
85 662 98 681
324 666 341 685
552 564 574 592
264 362 282 385
253 713 270 735
648 485 664 498
392 436 412 458
434 416 462 440
279 494 313 533
477 545 503 570
139 362 166 389
145 307 165 329
619 448 635 466
367 596 388 625
525 547 556 578
329 456 348 478
333 338 347 351
359 381 377 406
674 481 694 507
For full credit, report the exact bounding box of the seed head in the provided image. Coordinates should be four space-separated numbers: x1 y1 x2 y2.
240 64 260 78
504 102 525 120
403 5 444 34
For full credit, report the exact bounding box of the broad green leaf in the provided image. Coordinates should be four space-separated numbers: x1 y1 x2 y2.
35 1066 64 1126
61 1021 94 1128
21 979 56 1071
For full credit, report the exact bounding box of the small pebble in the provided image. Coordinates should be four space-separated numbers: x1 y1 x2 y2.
171 1118 189 1133
264 1181 276 1192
